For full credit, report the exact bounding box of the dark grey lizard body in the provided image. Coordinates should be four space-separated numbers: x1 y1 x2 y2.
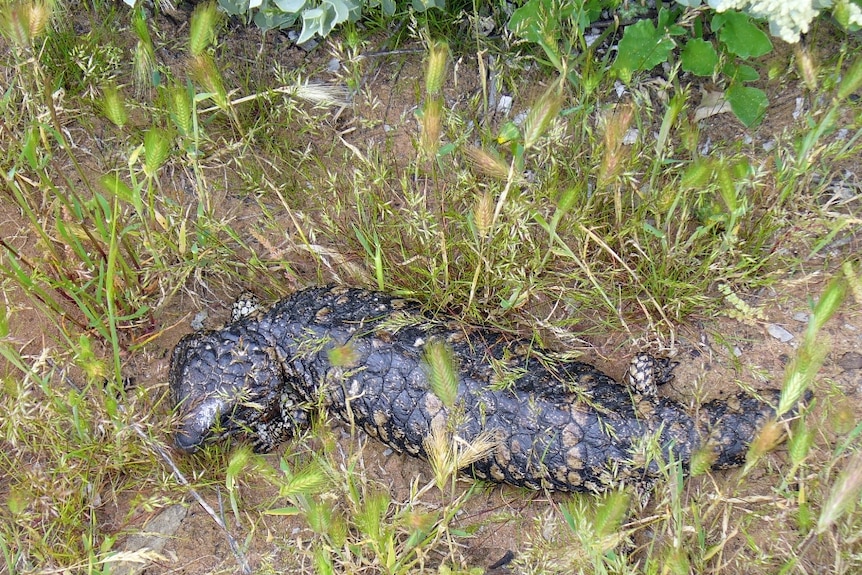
169 286 796 492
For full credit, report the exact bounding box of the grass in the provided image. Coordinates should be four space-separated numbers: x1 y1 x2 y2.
1 0 861 573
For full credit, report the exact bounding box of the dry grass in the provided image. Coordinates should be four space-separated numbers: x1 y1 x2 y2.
1 0 861 573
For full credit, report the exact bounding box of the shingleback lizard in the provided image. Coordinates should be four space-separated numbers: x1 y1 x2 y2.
169 285 801 492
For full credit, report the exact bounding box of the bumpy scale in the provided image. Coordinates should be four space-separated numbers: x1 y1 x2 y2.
169 286 795 492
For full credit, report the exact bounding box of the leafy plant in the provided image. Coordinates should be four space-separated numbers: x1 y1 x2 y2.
507 0 855 128
134 0 444 40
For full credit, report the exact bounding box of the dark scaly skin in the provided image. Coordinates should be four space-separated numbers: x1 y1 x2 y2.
170 286 794 492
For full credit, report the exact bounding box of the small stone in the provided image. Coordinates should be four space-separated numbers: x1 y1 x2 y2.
497 94 513 115
326 58 341 73
792 311 811 323
513 110 527 126
112 504 188 575
733 346 742 357
766 323 794 343
793 97 805 120
190 311 208 330
298 38 319 52
622 128 638 145
838 351 862 371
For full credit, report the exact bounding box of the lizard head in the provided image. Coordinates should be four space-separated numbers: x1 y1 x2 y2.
169 328 286 453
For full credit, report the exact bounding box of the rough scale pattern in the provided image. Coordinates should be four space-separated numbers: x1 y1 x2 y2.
170 286 796 492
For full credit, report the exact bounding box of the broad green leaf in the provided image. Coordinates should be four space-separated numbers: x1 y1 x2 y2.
497 121 520 144
507 0 557 44
324 0 357 23
253 7 298 31
681 38 718 76
218 0 249 15
726 85 768 127
273 0 305 11
412 0 444 11
656 6 686 35
297 6 327 43
723 62 760 82
612 18 676 81
837 54 862 100
565 0 602 31
712 11 772 58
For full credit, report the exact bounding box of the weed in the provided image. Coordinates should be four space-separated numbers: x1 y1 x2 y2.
0 0 860 573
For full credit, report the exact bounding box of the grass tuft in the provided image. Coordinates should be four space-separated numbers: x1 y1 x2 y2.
188 1 221 57
817 451 862 534
422 339 458 408
100 82 129 127
0 2 859 573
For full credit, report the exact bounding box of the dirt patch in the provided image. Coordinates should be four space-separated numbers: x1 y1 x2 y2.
3 4 862 574
122 272 861 574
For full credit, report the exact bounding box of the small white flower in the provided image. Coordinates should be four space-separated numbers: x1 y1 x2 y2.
703 0 848 43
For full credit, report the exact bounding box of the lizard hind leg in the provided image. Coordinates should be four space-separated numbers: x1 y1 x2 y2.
626 353 678 397
231 291 263 322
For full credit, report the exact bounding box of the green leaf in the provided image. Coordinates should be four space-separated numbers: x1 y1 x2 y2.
297 6 329 43
218 0 250 17
253 7 298 31
837 54 862 100
726 85 768 127
497 121 520 144
681 38 718 76
712 11 772 58
656 6 685 35
723 62 760 82
612 18 676 81
411 0 444 11
324 0 357 23
100 173 135 206
273 0 305 10
507 0 557 44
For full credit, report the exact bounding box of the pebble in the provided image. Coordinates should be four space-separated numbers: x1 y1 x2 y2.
838 351 862 371
766 323 794 342
792 97 805 120
112 504 188 575
792 311 811 323
190 311 208 330
286 30 319 51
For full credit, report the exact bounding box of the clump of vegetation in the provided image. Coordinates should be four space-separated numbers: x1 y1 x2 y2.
1 0 861 573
